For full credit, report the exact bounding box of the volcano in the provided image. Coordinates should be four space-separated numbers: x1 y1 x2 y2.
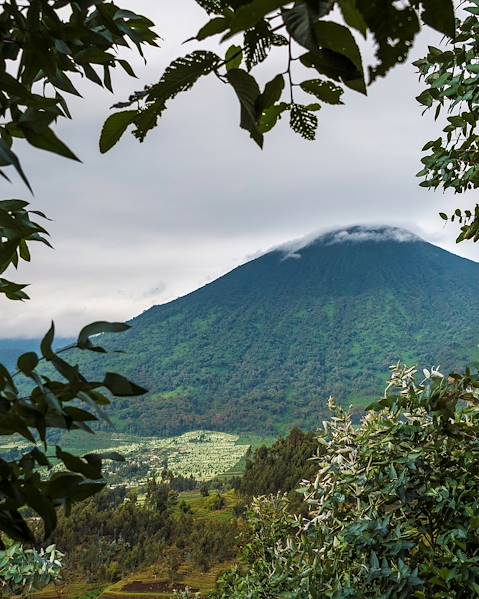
56 225 479 435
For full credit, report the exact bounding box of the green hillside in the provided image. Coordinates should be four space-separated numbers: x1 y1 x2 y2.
6 226 479 436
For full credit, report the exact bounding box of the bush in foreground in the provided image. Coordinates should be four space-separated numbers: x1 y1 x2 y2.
213 363 479 598
0 543 63 598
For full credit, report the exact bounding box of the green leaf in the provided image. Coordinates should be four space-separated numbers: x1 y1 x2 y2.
103 372 148 397
21 126 80 162
45 472 85 499
314 20 363 73
226 68 263 147
77 321 130 352
282 4 321 52
17 352 38 375
119 59 137 78
56 448 102 480
0 140 32 192
196 16 230 40
301 49 366 95
226 0 288 37
300 79 344 104
40 322 56 361
339 0 367 38
259 102 289 133
0 278 29 301
421 0 455 39
100 111 137 154
258 74 285 112
225 45 243 71
84 451 125 463
21 484 57 539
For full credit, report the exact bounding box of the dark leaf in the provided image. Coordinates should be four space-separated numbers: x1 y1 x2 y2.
77 321 130 351
103 372 148 397
300 79 344 104
421 0 455 39
17 352 39 375
0 140 31 192
100 111 137 153
258 74 285 112
227 68 263 147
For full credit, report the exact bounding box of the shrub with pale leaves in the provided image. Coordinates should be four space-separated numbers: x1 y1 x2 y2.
213 363 479 598
0 543 63 597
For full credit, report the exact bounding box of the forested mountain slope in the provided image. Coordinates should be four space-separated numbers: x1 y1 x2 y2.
7 225 479 435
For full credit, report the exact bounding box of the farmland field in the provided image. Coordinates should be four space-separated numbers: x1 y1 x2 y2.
29 489 241 599
0 430 254 485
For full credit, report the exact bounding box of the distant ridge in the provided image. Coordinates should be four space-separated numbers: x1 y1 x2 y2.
36 225 479 435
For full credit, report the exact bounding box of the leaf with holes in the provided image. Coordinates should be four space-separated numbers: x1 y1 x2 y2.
290 104 319 140
301 79 344 104
147 51 220 103
244 22 272 70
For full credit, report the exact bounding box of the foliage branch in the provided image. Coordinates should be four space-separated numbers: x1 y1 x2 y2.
213 362 479 598
415 1 479 242
0 320 148 548
0 0 158 299
0 542 63 597
0 0 157 553
102 0 455 152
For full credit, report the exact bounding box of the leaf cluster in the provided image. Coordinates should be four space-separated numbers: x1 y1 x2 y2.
0 321 147 549
415 2 479 241
0 199 51 300
0 0 158 298
104 0 455 149
214 363 479 597
0 542 63 597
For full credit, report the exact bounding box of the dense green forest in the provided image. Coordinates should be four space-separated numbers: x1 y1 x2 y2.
47 479 238 585
11 428 318 597
45 228 479 436
238 428 318 497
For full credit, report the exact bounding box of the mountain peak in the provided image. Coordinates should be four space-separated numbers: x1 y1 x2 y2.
81 223 479 436
278 225 422 260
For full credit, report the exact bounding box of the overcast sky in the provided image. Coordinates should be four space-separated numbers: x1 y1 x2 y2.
2 2 477 338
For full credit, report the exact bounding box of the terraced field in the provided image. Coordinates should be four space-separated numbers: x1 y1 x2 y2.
0 430 252 487
101 562 229 599
29 564 228 599
28 490 240 599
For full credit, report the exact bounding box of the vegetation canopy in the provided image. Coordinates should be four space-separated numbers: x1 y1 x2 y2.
213 363 479 598
0 0 471 573
105 0 455 150
416 1 479 241
0 0 157 548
